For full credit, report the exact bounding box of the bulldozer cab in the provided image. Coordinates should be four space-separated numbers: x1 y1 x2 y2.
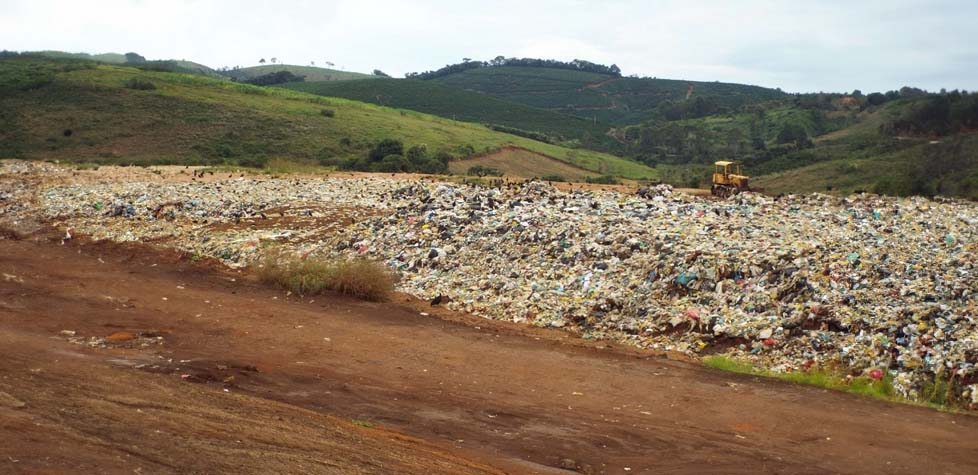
711 161 750 197
714 161 742 178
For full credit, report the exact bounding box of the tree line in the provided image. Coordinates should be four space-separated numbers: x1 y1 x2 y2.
405 56 621 80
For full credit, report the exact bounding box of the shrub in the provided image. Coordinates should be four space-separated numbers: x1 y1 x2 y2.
585 175 620 185
369 139 404 162
540 174 566 182
320 108 335 118
316 155 340 166
236 156 269 168
258 251 395 301
453 144 476 158
410 156 448 174
339 138 447 174
374 154 408 172
406 144 428 162
434 151 453 166
125 77 156 90
339 156 368 171
467 165 503 177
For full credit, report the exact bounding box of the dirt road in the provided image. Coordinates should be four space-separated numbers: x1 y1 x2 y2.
1 235 976 474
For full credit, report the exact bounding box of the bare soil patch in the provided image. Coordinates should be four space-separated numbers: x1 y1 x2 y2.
1 234 976 474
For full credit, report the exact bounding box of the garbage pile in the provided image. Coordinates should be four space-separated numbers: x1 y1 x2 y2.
0 160 62 232
8 161 977 407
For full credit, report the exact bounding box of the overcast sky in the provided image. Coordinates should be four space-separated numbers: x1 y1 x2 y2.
2 0 975 93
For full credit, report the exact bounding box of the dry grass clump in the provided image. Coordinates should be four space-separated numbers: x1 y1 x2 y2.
258 251 395 301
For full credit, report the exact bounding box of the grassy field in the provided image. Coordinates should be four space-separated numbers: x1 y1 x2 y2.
281 78 618 150
222 64 372 82
430 66 785 125
0 57 656 179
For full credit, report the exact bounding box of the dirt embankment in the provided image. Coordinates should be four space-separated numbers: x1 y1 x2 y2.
1 234 976 474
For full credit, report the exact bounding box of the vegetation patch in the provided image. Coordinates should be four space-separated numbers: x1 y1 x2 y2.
466 165 503 177
220 64 372 82
339 139 449 174
702 355 970 410
257 251 396 301
0 56 654 179
585 175 620 185
406 56 622 80
124 77 156 90
242 70 305 86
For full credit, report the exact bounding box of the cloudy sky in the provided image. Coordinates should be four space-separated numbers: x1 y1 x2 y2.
2 0 975 93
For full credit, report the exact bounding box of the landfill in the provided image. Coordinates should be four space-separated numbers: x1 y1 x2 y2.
3 160 977 407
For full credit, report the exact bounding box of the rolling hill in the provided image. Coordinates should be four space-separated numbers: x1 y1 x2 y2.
428 65 786 125
0 56 656 179
5 53 975 197
754 134 978 197
34 50 128 63
32 50 220 77
221 64 373 82
281 78 620 151
412 61 978 198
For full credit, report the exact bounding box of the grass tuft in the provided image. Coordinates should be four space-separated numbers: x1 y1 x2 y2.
258 251 396 301
262 158 332 174
703 355 900 404
702 355 756 374
124 77 157 90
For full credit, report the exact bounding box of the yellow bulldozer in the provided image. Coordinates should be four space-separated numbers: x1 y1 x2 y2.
711 161 751 198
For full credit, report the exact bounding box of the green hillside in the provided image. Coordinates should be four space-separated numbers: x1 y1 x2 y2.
35 50 127 63
756 134 978 198
281 78 620 151
753 94 978 198
32 50 220 77
222 65 372 82
0 56 655 179
166 60 220 77
618 102 856 169
429 65 786 125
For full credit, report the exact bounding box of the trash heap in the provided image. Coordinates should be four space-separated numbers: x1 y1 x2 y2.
0 160 63 233
15 162 978 407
